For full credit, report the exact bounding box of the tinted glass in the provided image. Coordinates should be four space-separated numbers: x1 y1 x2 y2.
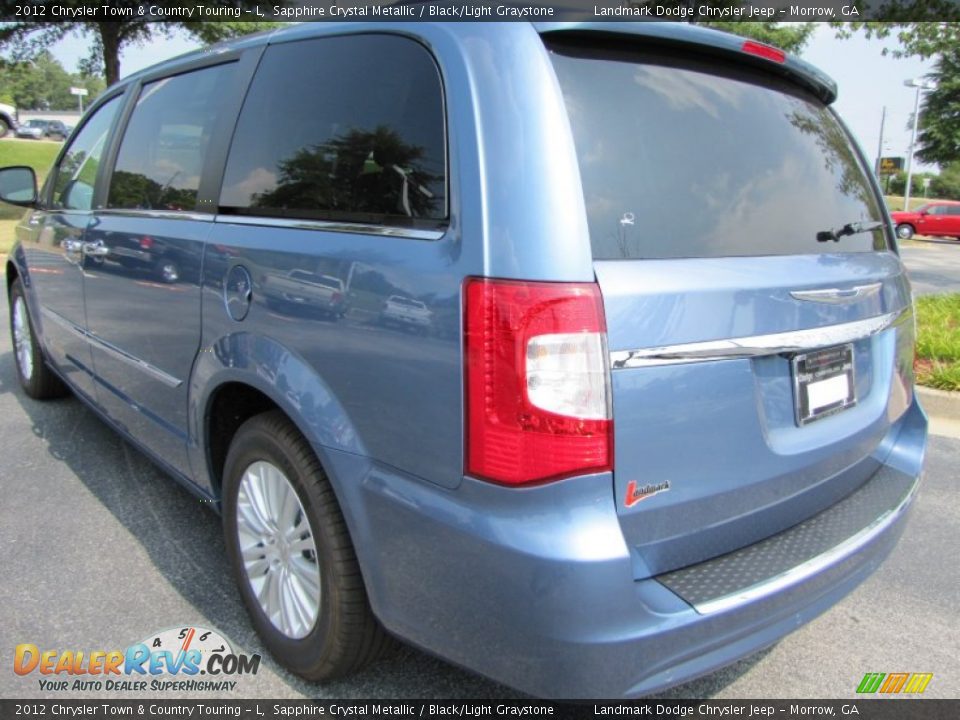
947 206 960 216
52 95 121 211
220 35 446 227
548 43 887 259
108 63 235 212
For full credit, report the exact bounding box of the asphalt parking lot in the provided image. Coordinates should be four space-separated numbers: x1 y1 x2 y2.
899 236 960 295
0 265 958 700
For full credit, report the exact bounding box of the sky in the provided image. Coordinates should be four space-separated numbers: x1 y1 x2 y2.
44 22 938 173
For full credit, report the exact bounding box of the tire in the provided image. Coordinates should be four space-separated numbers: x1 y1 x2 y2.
896 224 915 240
8 278 69 399
222 410 392 680
0 117 9 139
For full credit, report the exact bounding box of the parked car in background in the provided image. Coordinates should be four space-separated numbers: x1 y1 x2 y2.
891 200 960 240
0 102 16 138
1 22 927 699
15 119 68 141
380 294 431 332
262 269 347 318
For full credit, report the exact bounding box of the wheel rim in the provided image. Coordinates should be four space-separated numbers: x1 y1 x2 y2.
236 460 321 639
898 226 912 239
12 296 34 381
161 263 179 283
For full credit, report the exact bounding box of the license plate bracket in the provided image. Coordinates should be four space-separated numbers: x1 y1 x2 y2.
792 344 856 426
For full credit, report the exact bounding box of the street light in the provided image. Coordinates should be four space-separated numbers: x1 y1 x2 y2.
903 77 936 212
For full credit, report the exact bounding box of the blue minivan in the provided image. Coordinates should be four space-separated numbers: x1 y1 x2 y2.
1 22 927 698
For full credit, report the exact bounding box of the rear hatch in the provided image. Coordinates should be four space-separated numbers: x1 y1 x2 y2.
546 34 915 578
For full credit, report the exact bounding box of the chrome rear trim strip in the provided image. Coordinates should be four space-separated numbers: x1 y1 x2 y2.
609 308 909 369
692 474 919 615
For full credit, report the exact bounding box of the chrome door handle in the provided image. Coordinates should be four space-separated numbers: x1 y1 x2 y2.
82 241 110 258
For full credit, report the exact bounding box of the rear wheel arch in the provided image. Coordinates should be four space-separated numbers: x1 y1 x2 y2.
205 381 283 500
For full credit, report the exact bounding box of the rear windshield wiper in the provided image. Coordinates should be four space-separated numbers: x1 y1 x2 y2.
816 221 885 243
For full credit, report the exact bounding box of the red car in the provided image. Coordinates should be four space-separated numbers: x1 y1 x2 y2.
890 200 960 240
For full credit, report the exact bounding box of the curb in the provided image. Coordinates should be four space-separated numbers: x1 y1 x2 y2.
917 386 960 421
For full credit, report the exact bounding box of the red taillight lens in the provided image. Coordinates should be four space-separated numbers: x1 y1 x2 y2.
139 236 154 250
464 278 612 486
741 40 786 64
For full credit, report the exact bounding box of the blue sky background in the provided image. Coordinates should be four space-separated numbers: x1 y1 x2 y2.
44 23 938 172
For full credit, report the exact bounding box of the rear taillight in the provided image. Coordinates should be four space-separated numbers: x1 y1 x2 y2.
464 278 612 486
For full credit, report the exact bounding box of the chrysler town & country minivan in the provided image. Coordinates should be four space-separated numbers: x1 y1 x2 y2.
1 22 927 698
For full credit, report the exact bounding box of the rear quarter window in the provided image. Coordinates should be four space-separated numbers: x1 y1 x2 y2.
219 34 447 230
547 40 888 260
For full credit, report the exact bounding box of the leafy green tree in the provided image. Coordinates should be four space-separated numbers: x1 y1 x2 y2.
915 50 960 167
931 161 960 200
0 5 282 85
836 13 960 167
0 50 106 110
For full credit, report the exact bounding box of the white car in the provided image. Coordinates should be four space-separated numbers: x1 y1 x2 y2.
0 102 17 138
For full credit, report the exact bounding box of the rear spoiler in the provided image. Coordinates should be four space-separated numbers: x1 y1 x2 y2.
535 22 837 104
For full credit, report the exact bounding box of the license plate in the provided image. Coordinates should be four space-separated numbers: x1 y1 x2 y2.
792 344 856 426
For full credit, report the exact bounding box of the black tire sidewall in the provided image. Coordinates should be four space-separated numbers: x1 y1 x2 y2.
10 280 43 395
221 416 345 676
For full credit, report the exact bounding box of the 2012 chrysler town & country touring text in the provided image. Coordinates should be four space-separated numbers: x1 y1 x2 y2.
1 22 927 698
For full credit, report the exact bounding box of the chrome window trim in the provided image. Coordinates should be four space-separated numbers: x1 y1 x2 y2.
94 209 214 222
213 214 446 241
691 474 920 615
609 308 910 369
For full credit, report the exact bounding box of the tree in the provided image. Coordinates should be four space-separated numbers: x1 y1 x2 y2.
0 5 283 86
0 50 105 110
835 16 960 166
930 161 960 200
915 49 960 167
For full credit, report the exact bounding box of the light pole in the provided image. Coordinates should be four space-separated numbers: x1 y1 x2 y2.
903 78 935 212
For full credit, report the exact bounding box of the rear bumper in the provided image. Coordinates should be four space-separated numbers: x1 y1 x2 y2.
322 397 926 699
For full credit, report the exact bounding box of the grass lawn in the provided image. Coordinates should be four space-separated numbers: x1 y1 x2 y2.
0 138 59 254
914 293 960 392
884 195 936 213
0 217 21 256
0 138 61 187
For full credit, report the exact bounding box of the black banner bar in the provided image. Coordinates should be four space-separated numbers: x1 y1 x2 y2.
2 1 960 24
0 700 958 720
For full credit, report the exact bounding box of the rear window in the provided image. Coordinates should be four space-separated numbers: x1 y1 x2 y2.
547 41 887 260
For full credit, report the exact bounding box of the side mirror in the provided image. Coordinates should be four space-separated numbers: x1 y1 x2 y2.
0 166 38 208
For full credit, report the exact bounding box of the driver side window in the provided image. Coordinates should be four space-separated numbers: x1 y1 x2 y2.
51 95 121 211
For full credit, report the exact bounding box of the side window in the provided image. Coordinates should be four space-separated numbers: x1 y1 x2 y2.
927 205 946 216
219 35 446 228
108 63 235 212
51 95 122 211
949 206 960 216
